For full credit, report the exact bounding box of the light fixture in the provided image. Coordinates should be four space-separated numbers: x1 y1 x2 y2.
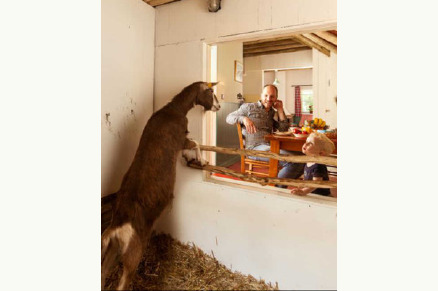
208 0 221 12
273 70 280 86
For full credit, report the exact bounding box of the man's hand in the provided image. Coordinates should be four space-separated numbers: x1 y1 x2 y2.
273 100 284 112
242 117 257 134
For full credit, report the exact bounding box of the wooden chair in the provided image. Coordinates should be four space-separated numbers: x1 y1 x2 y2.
236 123 270 177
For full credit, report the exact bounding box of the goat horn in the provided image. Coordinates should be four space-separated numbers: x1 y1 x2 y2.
207 82 218 88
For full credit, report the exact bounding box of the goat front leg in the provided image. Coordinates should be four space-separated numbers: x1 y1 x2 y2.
182 138 208 167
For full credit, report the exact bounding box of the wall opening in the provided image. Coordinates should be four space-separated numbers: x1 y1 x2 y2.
202 29 337 201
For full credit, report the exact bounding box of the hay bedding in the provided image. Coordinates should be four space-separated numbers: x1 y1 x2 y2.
104 232 278 290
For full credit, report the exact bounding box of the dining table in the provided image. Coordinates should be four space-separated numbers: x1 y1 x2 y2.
264 133 337 178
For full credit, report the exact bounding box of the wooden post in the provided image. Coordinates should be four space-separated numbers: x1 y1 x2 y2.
269 140 280 178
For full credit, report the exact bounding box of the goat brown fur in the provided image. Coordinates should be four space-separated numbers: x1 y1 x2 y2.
101 81 220 290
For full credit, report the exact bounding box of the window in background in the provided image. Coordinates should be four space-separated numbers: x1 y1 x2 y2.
301 88 313 113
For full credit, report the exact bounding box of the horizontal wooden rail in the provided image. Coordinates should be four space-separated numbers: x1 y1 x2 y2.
199 145 337 167
188 163 337 189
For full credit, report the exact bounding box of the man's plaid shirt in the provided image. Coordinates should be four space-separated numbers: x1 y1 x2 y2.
226 101 289 149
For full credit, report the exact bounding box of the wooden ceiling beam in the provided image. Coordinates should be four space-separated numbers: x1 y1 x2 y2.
302 33 337 54
244 36 302 46
313 31 337 45
328 30 337 36
265 67 313 72
244 47 311 58
144 0 180 7
244 39 303 50
244 43 307 54
294 35 330 57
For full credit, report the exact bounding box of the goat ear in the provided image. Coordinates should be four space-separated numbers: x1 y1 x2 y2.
206 82 218 88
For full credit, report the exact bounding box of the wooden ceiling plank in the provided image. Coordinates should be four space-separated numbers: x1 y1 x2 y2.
303 33 337 54
244 47 311 58
313 31 337 45
294 35 330 57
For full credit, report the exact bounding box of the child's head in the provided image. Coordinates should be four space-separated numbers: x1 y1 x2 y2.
302 132 335 156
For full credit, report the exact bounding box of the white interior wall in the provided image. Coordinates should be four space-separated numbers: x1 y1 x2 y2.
242 69 262 103
154 168 337 290
242 56 262 103
287 68 313 86
264 70 275 85
313 49 337 128
154 41 206 142
101 0 155 196
217 41 243 103
276 71 290 115
259 50 313 70
152 0 337 289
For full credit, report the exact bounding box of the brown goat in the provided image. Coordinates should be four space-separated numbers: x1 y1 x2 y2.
101 81 220 290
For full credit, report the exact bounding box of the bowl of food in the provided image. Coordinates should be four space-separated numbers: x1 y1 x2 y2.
274 131 293 136
293 133 309 138
291 128 310 138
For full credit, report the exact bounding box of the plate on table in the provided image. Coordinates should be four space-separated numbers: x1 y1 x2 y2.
293 133 309 138
274 131 293 136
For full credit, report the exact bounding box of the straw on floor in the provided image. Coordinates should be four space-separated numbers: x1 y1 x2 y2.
104 232 278 290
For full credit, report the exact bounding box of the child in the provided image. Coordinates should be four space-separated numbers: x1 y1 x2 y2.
291 132 335 196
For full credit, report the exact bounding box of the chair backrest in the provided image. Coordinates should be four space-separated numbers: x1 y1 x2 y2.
292 115 302 126
236 123 244 150
236 122 270 175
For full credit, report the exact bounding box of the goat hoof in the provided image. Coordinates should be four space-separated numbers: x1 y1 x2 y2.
187 159 207 168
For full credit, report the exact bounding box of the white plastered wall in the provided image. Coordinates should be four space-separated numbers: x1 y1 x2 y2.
152 0 337 289
313 49 337 128
217 41 243 103
242 60 262 103
101 0 155 196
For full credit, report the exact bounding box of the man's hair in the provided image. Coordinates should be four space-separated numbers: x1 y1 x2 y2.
263 84 278 97
310 132 335 156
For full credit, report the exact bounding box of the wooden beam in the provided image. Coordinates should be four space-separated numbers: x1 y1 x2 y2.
264 67 313 72
199 145 337 166
244 39 303 50
295 35 330 57
328 30 337 36
188 163 337 188
313 31 337 45
244 47 311 58
303 33 337 54
244 43 307 54
144 0 180 7
244 35 305 46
